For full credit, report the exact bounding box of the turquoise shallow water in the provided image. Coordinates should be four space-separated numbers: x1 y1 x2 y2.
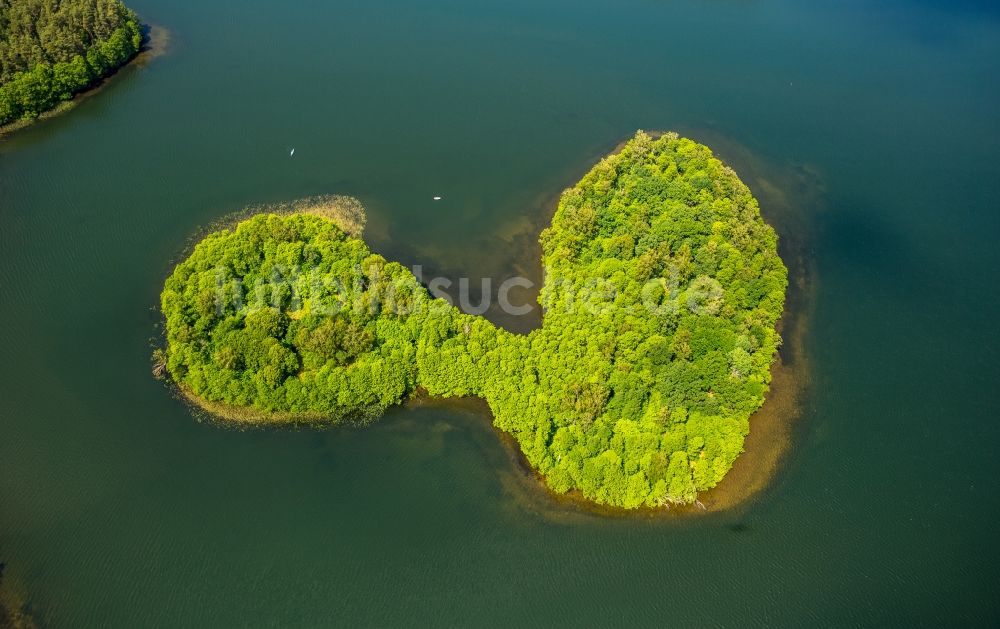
1 0 998 626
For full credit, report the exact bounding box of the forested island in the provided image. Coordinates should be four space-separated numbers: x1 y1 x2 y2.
159 132 787 508
0 0 141 128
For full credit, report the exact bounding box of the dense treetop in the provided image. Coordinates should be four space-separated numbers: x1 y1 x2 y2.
0 0 140 125
0 0 134 81
160 132 787 508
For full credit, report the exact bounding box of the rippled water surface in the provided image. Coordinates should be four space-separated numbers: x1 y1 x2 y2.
1 0 998 625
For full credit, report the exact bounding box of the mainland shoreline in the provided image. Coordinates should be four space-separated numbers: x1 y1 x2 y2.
0 24 170 138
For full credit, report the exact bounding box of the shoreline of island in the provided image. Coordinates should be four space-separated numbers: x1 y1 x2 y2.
158 132 800 512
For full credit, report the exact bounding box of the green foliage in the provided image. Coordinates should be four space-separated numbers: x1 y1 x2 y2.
0 0 141 125
160 132 787 509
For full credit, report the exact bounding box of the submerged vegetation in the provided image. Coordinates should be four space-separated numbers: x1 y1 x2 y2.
160 132 787 508
0 0 141 126
0 562 36 629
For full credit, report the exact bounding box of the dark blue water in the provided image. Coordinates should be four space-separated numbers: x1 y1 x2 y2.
1 0 998 625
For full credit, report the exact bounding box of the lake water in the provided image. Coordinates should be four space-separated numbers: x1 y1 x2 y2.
1 0 998 625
